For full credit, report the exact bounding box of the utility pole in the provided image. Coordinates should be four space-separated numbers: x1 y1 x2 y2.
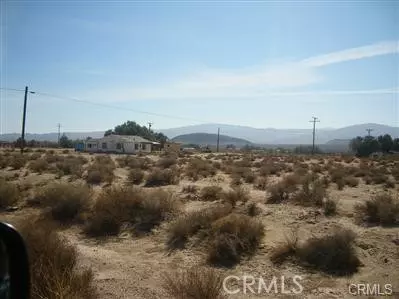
20 86 35 154
148 122 153 131
57 123 61 146
216 127 220 152
309 117 320 155
20 86 28 154
366 128 373 137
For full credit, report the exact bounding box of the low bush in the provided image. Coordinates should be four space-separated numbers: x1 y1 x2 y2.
161 267 226 299
18 217 96 299
355 193 399 226
293 177 327 207
157 156 178 169
28 158 50 173
36 183 92 223
55 156 87 177
127 169 145 184
166 205 232 250
200 186 223 202
344 176 359 187
185 158 216 180
86 157 115 184
267 175 300 204
254 177 268 190
182 184 198 194
323 198 337 216
9 154 28 170
296 229 360 276
85 187 180 237
270 229 298 265
0 179 20 209
222 186 250 207
144 168 179 187
207 213 265 267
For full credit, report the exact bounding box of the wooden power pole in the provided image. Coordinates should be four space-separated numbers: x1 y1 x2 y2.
309 117 320 155
216 127 220 152
20 86 28 154
366 128 373 137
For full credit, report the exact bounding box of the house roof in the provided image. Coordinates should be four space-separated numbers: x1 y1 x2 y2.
88 134 156 144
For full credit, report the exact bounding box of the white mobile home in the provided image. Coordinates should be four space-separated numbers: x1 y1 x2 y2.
84 135 159 154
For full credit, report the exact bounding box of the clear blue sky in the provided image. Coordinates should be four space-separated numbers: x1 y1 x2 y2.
1 0 398 133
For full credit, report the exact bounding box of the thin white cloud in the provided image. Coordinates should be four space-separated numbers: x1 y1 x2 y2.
79 40 399 102
301 41 399 67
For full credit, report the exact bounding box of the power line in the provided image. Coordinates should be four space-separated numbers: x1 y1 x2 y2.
32 91 211 123
1 87 211 123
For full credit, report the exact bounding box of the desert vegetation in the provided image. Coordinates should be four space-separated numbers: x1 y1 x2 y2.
0 148 397 298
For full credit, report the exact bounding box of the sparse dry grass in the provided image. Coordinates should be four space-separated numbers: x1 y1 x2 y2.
222 186 250 207
144 168 179 187
200 186 223 201
0 178 20 209
161 267 226 299
36 183 92 224
84 187 180 237
166 204 233 250
207 213 265 267
18 217 97 299
185 158 216 180
355 193 399 226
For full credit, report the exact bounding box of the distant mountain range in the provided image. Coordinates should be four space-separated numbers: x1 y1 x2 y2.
160 123 399 144
172 133 252 147
1 123 397 146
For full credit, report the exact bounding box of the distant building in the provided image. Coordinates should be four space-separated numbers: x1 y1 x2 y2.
164 141 182 153
80 134 159 154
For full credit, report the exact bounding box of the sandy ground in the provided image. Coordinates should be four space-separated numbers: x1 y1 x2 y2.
0 149 398 299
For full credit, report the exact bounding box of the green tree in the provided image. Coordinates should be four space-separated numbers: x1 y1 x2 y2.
377 134 393 153
59 134 73 148
393 138 399 151
105 121 169 146
350 136 380 157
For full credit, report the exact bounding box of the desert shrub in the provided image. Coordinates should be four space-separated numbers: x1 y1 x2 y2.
144 168 179 187
330 168 346 183
161 267 225 299
336 178 345 190
18 218 96 299
127 169 145 184
267 175 299 204
207 213 265 267
0 179 20 209
182 184 198 194
259 162 284 176
157 156 177 168
296 229 360 276
371 173 389 185
246 202 260 217
166 204 232 250
36 183 92 223
28 158 50 173
186 158 216 180
9 154 28 169
323 198 337 216
85 187 179 237
384 179 395 189
355 193 399 226
270 229 298 265
117 156 150 169
293 177 327 207
222 187 250 207
344 176 359 187
200 186 223 201
29 152 42 160
86 157 115 184
254 176 268 190
44 153 64 164
55 156 87 177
